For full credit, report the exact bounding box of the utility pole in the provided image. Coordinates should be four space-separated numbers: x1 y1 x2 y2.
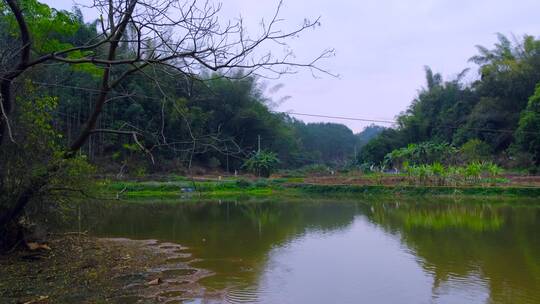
226 147 229 173
258 134 261 153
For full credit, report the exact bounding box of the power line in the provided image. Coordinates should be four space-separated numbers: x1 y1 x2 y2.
278 111 540 136
5 77 540 136
26 80 163 101
280 111 396 124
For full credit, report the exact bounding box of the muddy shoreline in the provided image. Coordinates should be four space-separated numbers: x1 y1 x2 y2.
0 235 219 303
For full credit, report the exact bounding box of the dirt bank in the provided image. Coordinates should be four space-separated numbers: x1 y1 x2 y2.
0 235 217 303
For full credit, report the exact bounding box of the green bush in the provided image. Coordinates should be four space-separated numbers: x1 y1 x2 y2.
460 139 492 163
516 84 540 165
254 179 270 188
384 142 458 169
402 162 503 186
243 150 280 178
236 178 253 188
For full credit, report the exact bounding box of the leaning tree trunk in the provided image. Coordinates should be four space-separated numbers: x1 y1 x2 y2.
0 168 53 251
0 0 136 251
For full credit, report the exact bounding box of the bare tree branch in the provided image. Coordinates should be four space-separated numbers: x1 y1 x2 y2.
0 0 333 228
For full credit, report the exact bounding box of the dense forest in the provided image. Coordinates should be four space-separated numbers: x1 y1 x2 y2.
6 2 537 179
0 0 353 246
0 2 359 177
2 1 540 302
358 34 540 171
2 0 540 231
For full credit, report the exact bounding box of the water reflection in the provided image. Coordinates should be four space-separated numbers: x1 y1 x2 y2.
79 198 540 303
367 201 540 304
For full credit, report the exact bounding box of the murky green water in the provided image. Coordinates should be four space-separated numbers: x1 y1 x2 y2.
80 198 540 304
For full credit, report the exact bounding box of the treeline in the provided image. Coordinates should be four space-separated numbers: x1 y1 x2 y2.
0 6 359 174
358 34 540 170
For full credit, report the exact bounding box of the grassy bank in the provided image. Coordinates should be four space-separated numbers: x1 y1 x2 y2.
97 176 540 200
290 184 540 197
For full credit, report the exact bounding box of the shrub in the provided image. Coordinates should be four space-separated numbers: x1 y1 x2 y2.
299 164 330 175
243 150 280 178
207 157 221 169
401 162 504 186
460 139 492 163
516 84 540 165
465 162 483 183
481 162 503 177
357 163 374 174
384 142 458 169
254 179 270 188
236 178 253 188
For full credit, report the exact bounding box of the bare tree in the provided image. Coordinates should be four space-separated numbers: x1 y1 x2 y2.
0 0 332 239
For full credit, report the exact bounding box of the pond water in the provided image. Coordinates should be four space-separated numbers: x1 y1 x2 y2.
80 198 540 304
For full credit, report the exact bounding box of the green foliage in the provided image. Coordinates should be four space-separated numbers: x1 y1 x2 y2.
3 0 80 53
66 50 103 77
402 162 504 186
134 167 147 178
1 84 93 219
484 162 503 177
359 34 540 169
243 151 280 178
356 124 386 147
357 128 406 165
356 162 374 174
384 142 458 168
460 139 492 163
293 122 358 166
235 178 253 188
18 89 61 149
516 84 540 165
465 162 483 183
254 179 270 188
1 3 359 173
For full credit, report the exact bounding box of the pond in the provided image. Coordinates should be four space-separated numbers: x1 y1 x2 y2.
79 197 540 304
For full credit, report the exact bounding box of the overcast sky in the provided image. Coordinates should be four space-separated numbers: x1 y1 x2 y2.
43 0 540 132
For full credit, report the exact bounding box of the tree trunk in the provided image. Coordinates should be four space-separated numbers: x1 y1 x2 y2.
0 168 53 251
0 0 32 147
0 79 13 146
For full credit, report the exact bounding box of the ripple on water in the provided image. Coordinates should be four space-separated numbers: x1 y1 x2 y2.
225 286 261 304
432 272 491 304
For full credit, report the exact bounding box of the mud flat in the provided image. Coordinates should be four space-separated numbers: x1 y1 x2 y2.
0 235 220 303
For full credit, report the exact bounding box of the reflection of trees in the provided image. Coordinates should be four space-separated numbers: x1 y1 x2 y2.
79 199 358 288
84 200 358 253
366 201 540 304
76 198 540 303
240 204 283 235
370 202 504 232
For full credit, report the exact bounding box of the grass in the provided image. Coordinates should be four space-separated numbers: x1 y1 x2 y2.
290 184 540 197
96 175 540 201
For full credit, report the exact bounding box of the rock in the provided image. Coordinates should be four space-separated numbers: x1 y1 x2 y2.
147 278 162 286
27 242 51 251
